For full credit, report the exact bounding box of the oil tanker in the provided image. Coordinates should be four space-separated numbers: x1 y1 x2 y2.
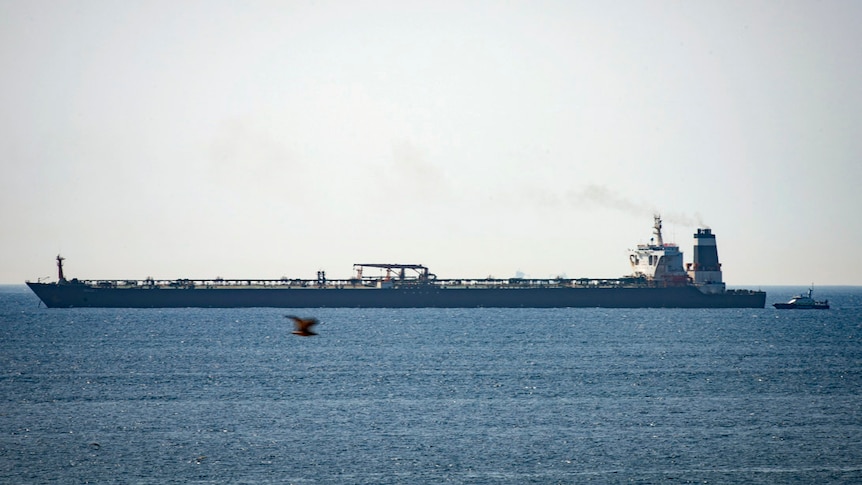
26 217 766 308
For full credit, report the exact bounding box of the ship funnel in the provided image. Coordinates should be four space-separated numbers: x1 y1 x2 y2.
693 229 720 271
687 228 724 293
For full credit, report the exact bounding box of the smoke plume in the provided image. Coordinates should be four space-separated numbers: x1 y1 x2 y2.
565 184 706 228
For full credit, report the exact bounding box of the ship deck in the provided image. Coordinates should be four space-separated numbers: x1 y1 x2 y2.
50 276 658 291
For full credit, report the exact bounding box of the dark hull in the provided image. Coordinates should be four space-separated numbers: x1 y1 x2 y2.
27 282 766 309
772 303 829 310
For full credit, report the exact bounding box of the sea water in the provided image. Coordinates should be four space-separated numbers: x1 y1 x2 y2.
1 285 861 484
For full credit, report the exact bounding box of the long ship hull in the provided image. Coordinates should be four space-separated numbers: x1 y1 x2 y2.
26 280 765 309
25 218 767 309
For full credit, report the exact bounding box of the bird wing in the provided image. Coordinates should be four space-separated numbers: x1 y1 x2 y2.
300 318 319 331
286 315 318 331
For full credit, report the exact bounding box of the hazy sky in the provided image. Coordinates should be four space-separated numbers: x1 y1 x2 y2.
2 1 861 285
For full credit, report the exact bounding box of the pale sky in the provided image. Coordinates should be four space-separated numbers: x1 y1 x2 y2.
2 1 861 285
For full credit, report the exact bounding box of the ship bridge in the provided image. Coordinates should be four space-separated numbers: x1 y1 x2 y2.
628 215 688 285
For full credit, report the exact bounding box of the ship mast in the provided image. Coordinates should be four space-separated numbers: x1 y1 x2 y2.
653 215 663 247
56 254 66 283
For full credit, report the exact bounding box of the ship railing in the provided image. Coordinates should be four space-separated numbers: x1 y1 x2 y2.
428 278 567 289
62 275 659 290
78 277 405 289
63 278 343 289
726 288 765 295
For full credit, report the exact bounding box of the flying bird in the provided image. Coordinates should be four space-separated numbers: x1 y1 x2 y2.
286 315 319 336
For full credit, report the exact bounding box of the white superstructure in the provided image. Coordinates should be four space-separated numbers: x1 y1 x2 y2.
629 215 688 286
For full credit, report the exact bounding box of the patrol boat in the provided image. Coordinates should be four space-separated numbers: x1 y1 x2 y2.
773 288 830 310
